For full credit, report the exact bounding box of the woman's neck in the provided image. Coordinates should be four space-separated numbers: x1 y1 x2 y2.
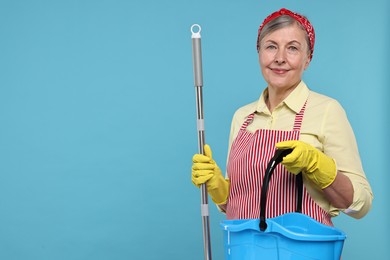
265 82 300 112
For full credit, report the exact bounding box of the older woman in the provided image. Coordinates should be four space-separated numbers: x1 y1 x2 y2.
192 8 373 225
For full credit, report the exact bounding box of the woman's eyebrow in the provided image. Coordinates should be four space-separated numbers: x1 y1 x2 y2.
264 40 277 44
288 40 302 45
264 40 302 45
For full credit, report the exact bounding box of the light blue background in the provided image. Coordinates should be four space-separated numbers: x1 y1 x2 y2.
0 0 388 259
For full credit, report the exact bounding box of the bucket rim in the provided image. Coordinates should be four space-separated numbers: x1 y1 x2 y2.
220 213 346 242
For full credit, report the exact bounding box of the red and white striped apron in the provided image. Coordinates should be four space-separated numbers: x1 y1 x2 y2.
226 102 332 226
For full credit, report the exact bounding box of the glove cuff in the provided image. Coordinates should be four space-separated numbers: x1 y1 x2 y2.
308 154 337 189
207 172 230 205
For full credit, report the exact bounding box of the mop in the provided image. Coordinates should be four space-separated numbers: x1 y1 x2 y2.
191 24 212 260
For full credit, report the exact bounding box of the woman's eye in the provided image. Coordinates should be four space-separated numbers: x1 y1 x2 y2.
266 45 276 50
288 46 298 51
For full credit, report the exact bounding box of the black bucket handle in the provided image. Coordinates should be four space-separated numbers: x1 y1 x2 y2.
259 149 303 231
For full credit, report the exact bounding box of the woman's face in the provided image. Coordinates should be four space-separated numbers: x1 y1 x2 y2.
258 23 310 91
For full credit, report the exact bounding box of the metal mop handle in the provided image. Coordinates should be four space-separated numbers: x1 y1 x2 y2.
191 24 212 260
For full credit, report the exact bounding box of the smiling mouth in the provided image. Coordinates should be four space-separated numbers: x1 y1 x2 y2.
270 68 289 74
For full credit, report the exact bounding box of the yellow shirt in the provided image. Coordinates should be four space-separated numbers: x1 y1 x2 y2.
226 81 373 219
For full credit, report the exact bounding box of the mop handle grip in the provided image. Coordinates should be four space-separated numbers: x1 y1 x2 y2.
191 24 203 87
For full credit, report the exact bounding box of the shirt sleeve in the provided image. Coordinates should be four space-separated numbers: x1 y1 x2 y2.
321 100 373 219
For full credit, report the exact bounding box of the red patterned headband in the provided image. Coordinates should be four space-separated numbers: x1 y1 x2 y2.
257 8 315 60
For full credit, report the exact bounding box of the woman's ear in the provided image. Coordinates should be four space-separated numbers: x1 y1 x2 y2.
304 56 311 70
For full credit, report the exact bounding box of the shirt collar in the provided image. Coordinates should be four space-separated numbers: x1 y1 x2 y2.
255 81 310 114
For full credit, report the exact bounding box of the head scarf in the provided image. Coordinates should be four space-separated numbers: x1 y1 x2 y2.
257 8 315 60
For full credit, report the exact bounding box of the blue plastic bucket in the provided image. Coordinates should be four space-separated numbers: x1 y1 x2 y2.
220 213 346 260
220 149 346 260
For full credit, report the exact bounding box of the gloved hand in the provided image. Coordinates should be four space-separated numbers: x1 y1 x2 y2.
192 144 230 204
275 140 337 189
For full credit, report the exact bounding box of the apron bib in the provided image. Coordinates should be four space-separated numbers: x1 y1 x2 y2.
226 102 332 226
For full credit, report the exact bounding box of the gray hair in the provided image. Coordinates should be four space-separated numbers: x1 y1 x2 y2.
257 15 311 56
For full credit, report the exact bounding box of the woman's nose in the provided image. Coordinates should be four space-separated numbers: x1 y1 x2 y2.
274 49 286 64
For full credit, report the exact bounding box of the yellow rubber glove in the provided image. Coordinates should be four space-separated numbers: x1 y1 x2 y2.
275 140 337 189
192 144 230 204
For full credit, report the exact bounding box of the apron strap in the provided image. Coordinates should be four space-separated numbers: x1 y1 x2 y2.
293 101 307 131
239 113 255 131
